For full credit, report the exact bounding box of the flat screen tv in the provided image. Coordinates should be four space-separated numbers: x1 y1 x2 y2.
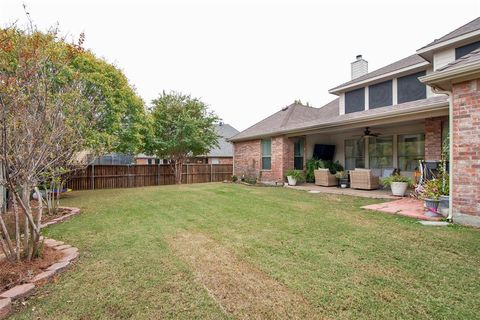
313 144 335 161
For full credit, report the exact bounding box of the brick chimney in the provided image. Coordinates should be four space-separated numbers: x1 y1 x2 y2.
351 55 368 80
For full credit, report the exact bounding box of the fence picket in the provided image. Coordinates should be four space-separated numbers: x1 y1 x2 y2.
65 164 233 190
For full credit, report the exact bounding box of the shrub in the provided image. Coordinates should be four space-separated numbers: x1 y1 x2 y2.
335 171 348 179
286 170 305 182
305 159 344 182
231 175 238 183
381 174 413 187
418 178 443 200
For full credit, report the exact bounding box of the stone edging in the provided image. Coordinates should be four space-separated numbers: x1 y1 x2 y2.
41 207 81 229
0 207 81 319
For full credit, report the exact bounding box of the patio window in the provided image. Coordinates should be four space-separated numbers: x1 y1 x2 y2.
345 139 365 170
398 134 425 171
368 136 393 168
261 139 271 170
294 138 304 170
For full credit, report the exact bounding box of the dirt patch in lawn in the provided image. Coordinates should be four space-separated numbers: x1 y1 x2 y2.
0 246 63 292
167 231 322 320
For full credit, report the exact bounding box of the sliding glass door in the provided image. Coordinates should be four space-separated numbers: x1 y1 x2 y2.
368 136 393 169
345 139 365 170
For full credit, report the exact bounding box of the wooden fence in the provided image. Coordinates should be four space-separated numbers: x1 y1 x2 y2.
65 164 233 191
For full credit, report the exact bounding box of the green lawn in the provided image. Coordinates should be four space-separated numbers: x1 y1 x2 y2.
12 183 480 319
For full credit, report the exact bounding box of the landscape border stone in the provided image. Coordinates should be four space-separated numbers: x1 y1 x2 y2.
0 207 80 319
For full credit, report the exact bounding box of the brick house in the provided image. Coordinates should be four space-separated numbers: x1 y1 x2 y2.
230 17 480 227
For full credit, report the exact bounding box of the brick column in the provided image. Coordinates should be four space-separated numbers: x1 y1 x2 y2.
451 79 480 226
425 116 447 161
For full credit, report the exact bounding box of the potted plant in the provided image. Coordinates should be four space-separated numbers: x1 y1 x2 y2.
381 174 412 197
286 170 304 186
418 178 443 215
335 171 349 188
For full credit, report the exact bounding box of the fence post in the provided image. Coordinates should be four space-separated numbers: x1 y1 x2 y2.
91 164 95 190
210 164 213 182
186 164 189 184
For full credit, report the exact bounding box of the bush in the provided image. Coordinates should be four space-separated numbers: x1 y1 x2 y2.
305 159 344 182
417 178 443 200
381 174 413 187
231 175 238 182
335 171 348 179
286 170 305 182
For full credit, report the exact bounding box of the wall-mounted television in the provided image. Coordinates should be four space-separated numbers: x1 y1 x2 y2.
313 144 335 161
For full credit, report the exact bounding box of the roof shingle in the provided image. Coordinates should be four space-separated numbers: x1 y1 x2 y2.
419 17 480 50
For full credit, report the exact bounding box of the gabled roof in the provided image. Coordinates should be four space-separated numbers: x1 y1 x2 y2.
207 123 239 157
231 96 449 142
420 48 480 91
418 17 480 51
230 100 339 141
329 54 428 94
437 48 480 71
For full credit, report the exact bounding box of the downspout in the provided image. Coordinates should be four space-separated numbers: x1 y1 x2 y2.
431 87 453 222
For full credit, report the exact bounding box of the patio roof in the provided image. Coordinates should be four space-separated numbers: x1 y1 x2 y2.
230 95 448 142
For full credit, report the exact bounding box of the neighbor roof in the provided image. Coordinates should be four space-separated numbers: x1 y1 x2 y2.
329 54 428 94
207 123 240 157
230 100 339 142
419 17 480 51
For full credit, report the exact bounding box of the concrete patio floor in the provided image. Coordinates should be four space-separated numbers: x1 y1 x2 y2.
289 183 443 221
288 183 396 199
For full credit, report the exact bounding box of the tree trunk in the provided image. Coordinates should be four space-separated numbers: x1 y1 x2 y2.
175 159 184 184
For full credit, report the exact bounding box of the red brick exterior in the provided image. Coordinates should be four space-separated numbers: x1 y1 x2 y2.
233 136 297 183
425 116 447 161
451 80 480 223
234 140 261 179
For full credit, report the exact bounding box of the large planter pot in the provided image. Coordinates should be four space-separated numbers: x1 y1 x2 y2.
438 195 450 217
287 176 297 186
424 198 440 211
390 182 408 197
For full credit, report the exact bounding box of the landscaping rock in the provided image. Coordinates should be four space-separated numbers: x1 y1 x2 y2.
54 244 72 251
47 261 70 273
0 298 11 320
29 270 56 284
0 283 35 301
43 239 64 247
60 251 79 263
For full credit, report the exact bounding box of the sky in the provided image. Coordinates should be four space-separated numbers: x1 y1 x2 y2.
1 0 479 131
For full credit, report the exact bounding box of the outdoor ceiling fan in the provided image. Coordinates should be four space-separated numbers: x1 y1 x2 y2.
354 127 381 140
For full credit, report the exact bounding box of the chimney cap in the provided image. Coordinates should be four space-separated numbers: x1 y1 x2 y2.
356 54 363 60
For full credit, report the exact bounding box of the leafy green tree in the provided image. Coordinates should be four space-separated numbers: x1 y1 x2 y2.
71 51 147 154
147 91 219 184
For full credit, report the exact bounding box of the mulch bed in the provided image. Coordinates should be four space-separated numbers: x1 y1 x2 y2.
0 246 63 293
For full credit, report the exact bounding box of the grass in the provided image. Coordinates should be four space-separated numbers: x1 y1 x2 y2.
11 183 480 319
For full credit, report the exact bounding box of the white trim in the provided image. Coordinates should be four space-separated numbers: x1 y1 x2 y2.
364 86 369 110
329 62 430 94
417 29 480 54
392 78 398 105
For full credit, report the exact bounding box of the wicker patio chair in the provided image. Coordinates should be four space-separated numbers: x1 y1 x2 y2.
314 169 337 187
349 168 379 190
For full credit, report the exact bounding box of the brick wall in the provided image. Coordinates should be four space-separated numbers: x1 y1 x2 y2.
451 79 480 226
425 116 447 161
233 136 296 183
233 140 261 179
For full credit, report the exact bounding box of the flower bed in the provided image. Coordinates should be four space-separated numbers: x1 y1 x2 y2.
0 207 80 319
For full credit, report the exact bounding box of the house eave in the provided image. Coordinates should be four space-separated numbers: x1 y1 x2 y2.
417 29 480 62
420 62 480 91
231 100 449 142
328 61 430 95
